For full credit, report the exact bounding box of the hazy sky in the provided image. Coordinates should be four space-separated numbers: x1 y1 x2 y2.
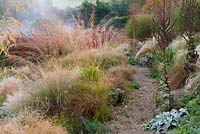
51 0 85 9
51 0 107 9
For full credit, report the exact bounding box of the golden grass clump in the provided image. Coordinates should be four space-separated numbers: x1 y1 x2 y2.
186 71 200 92
168 64 187 90
32 19 73 57
65 48 127 70
26 67 112 122
0 112 67 134
107 66 133 88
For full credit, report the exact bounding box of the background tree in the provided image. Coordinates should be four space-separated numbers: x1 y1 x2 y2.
141 0 163 14
133 0 146 7
80 1 94 28
80 0 131 28
142 0 178 14
109 0 131 28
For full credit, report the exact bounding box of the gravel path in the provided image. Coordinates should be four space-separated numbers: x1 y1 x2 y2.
107 65 157 134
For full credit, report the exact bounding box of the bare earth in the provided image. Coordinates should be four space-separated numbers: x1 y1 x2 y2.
107 66 157 134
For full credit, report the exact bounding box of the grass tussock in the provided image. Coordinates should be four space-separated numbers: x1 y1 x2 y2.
186 71 200 92
33 19 73 57
0 17 135 134
65 48 127 70
10 20 129 64
4 90 30 110
169 37 188 65
0 112 67 134
135 38 157 61
0 77 23 96
169 64 187 90
26 67 113 122
107 66 133 88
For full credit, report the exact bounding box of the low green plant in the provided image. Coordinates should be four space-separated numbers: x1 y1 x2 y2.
153 48 174 64
52 113 83 134
82 120 111 134
109 88 125 106
150 69 161 79
0 108 17 119
175 115 200 134
194 39 200 47
128 80 141 90
128 56 137 65
145 108 189 133
81 66 101 82
175 95 200 134
156 80 171 111
52 112 68 127
0 95 6 107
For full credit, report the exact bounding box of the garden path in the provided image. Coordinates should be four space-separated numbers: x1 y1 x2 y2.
108 65 157 134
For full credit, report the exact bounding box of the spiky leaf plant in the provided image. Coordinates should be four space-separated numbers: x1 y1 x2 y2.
180 0 200 74
153 0 175 111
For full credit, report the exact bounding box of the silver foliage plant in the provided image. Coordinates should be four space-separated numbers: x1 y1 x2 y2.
145 108 189 133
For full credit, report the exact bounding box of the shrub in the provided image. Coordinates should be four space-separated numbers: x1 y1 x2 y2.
125 14 155 40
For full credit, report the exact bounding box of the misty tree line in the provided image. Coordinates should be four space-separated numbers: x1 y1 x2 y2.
0 0 137 29
79 0 132 28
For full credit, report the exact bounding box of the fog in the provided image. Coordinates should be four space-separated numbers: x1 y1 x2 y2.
51 0 108 9
51 0 85 9
16 0 108 31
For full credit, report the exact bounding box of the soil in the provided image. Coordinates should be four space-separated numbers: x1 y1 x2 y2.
107 65 157 134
